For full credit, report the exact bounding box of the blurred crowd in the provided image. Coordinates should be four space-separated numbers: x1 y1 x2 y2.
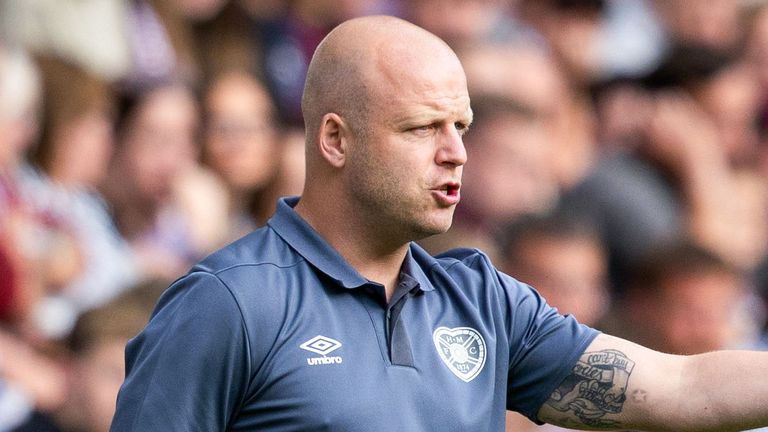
1 0 768 431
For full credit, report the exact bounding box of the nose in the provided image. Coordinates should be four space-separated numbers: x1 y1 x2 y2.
435 124 467 167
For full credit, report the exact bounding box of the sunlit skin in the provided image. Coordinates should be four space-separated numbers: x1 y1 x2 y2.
295 16 472 299
346 67 472 242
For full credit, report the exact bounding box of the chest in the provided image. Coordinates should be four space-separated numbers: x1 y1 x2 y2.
232 287 507 431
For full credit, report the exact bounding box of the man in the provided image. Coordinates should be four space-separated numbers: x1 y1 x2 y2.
497 212 608 328
111 16 768 431
616 242 754 356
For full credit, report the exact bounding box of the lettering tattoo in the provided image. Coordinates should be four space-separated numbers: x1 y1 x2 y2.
545 349 635 429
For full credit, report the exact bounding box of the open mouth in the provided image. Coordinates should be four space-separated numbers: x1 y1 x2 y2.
431 182 461 205
446 183 460 197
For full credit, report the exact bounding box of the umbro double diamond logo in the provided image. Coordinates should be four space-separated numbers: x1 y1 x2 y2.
300 335 343 366
433 326 487 382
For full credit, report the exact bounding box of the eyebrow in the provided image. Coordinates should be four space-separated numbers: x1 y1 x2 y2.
464 107 474 125
394 107 473 129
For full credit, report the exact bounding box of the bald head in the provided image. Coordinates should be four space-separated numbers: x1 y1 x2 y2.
301 16 463 145
296 15 472 246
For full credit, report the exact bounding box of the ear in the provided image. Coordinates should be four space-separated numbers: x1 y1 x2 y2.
318 113 348 168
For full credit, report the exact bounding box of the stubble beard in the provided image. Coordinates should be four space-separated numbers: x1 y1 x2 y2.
347 170 455 245
346 127 454 244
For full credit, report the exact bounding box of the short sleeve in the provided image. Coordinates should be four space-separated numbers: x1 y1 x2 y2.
110 272 250 431
501 273 599 423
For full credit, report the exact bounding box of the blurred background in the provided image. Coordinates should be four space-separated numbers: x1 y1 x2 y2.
0 0 767 430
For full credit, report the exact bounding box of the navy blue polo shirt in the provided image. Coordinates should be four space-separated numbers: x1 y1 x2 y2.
111 197 599 431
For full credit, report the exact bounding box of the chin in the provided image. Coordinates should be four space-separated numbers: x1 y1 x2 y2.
412 219 453 240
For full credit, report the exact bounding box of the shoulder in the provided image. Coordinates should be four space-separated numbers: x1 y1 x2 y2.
133 218 312 330
194 224 305 276
174 224 313 309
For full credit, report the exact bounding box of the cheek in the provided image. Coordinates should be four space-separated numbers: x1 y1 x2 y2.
347 147 407 205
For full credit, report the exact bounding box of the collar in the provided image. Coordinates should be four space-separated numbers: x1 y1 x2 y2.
268 197 434 294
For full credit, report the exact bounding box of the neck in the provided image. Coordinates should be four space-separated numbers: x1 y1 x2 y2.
295 192 408 301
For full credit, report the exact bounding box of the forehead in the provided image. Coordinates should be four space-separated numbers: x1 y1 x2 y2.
373 46 472 125
390 88 471 124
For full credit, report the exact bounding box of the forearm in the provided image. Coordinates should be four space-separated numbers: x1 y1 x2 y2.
674 350 768 432
537 334 768 432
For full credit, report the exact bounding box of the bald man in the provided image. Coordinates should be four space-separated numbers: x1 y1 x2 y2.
111 16 768 431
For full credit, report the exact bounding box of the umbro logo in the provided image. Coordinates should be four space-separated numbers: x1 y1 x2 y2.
433 326 487 382
300 335 343 366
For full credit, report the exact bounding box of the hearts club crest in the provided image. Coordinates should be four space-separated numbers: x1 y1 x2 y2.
432 326 487 382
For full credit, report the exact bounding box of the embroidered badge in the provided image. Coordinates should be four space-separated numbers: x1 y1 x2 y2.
432 326 487 382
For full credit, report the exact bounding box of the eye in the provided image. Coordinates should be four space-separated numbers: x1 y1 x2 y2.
454 122 470 136
409 124 436 136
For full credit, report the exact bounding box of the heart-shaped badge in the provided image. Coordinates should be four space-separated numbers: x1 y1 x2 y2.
432 326 487 382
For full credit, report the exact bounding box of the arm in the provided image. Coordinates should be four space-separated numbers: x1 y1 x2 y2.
537 333 768 431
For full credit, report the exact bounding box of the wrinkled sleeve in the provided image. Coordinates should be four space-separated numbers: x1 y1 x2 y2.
110 271 250 431
499 272 599 423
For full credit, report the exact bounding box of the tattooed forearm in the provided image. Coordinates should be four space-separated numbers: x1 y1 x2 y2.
545 349 635 429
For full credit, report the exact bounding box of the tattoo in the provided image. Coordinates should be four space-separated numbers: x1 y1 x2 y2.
546 349 635 428
631 389 647 403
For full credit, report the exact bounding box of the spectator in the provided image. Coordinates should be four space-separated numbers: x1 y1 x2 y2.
421 39 595 258
190 1 265 81
0 44 84 336
0 43 42 324
202 69 281 239
452 92 559 250
517 0 608 87
612 242 762 355
497 212 609 328
102 82 227 281
0 44 78 431
560 44 759 292
23 56 140 336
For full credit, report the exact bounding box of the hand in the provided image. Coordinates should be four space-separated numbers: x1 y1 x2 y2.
645 91 722 174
